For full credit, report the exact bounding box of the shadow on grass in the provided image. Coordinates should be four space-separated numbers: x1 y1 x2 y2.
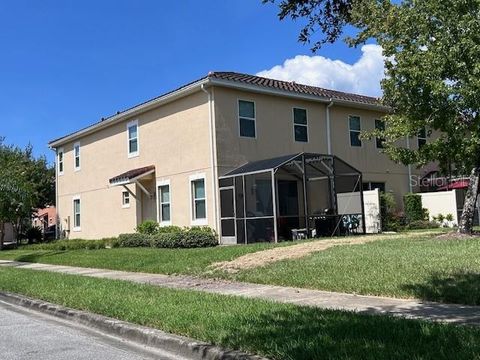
221 307 480 359
402 271 480 306
14 251 65 263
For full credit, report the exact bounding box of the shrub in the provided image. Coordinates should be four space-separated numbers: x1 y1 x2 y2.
157 225 183 233
135 220 160 235
403 193 424 223
116 233 151 248
406 220 440 230
436 214 445 224
446 213 454 222
380 192 401 231
25 226 43 243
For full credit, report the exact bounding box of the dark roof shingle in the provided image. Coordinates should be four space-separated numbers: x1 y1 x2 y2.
109 165 155 185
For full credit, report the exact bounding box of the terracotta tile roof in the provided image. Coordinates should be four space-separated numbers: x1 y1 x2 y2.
109 165 155 185
208 72 381 106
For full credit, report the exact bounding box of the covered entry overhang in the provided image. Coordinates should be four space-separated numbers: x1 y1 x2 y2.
109 165 155 198
218 153 365 244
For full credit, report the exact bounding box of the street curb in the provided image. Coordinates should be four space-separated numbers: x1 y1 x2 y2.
0 291 266 360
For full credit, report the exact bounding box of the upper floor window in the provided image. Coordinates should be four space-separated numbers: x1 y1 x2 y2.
73 197 81 231
122 191 130 208
191 176 206 223
238 100 256 138
349 116 362 147
127 120 139 157
57 147 64 175
158 183 171 224
293 108 308 142
74 142 81 171
375 119 386 149
418 127 427 148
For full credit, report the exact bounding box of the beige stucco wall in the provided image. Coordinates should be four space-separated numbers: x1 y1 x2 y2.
56 91 213 239
213 86 426 207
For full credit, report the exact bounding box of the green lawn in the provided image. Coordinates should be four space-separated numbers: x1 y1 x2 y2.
1 267 479 360
226 236 480 305
0 241 293 275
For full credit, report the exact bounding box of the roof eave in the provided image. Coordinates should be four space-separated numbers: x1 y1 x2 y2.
208 78 390 112
48 78 210 148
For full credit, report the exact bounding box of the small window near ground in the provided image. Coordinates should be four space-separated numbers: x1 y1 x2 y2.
238 100 256 138
191 178 206 220
375 119 386 149
73 198 81 230
158 185 171 223
58 148 64 175
74 142 81 171
122 191 130 208
418 127 427 148
127 120 139 157
293 108 308 142
349 116 362 147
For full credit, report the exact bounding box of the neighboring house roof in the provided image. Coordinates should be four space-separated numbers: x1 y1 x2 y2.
109 165 155 186
49 71 386 148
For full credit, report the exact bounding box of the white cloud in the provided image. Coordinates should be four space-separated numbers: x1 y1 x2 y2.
256 44 385 97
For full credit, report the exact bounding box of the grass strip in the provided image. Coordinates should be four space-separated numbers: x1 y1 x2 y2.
0 267 480 359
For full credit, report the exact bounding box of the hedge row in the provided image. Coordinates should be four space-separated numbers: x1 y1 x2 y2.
21 238 112 251
115 228 218 249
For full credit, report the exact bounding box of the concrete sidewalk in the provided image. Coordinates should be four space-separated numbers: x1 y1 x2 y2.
1 259 480 326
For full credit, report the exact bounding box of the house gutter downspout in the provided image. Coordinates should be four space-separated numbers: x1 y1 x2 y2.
201 84 220 238
406 136 413 192
326 99 334 154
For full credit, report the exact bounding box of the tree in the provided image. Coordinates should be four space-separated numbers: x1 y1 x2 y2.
0 139 55 248
266 0 480 234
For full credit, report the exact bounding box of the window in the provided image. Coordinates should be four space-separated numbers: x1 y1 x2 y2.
127 120 139 157
362 182 386 193
74 142 80 171
158 184 171 223
122 191 130 208
238 100 256 138
73 197 81 231
375 119 386 149
191 177 206 222
58 148 64 175
349 116 362 147
418 127 427 148
293 108 308 142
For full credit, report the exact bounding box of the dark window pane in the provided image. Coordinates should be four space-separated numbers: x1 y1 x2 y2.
418 127 426 139
161 204 170 221
239 100 255 118
350 131 362 147
278 180 299 216
219 178 233 188
370 182 386 192
236 220 245 244
349 116 361 131
193 179 205 199
293 108 307 125
294 125 308 142
418 138 426 149
221 219 235 237
220 189 234 218
129 139 138 153
235 176 245 218
240 118 255 137
194 200 206 219
362 182 370 191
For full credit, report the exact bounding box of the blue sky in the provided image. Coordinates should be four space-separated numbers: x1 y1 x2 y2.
0 0 382 162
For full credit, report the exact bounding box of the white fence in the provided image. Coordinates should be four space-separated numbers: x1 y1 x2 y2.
336 189 381 234
419 190 458 226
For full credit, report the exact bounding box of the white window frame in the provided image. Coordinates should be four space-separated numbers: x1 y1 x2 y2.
417 127 427 148
189 173 207 226
156 179 171 226
292 107 308 143
57 147 64 175
127 119 139 158
72 196 81 232
348 115 362 148
73 142 81 171
122 190 130 208
375 119 386 149
238 99 257 139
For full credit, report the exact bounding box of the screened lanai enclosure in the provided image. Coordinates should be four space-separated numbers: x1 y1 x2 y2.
218 153 365 244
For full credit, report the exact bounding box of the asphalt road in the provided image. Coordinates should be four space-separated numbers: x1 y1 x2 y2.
0 301 185 360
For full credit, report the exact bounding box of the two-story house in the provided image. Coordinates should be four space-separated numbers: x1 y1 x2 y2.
49 72 426 243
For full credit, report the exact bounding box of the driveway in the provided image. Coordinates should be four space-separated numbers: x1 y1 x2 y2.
0 300 185 360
